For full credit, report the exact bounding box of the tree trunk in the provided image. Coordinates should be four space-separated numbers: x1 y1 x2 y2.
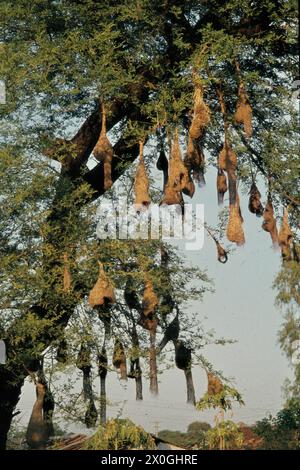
100 375 106 426
184 368 196 405
0 365 26 450
149 329 158 395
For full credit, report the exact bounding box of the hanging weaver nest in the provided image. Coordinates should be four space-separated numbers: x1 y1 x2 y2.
216 241 228 263
88 262 116 308
226 196 245 246
161 129 194 205
234 83 253 138
174 340 192 370
142 278 158 317
134 140 151 212
138 312 157 331
85 399 98 428
262 195 279 246
216 168 227 205
112 339 127 380
207 371 223 396
278 209 293 261
218 141 237 173
62 253 72 293
248 182 264 216
93 103 113 190
189 84 210 140
185 136 206 186
98 347 108 380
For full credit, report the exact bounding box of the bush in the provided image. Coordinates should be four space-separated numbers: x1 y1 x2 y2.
84 419 156 450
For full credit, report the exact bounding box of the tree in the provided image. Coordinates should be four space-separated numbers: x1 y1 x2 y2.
254 401 300 450
0 0 298 450
206 420 244 450
274 257 300 404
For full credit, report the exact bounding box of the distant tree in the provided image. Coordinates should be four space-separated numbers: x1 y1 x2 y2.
254 401 300 450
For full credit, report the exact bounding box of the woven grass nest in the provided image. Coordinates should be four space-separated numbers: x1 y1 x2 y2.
207 371 223 396
278 209 293 260
185 136 206 186
113 339 127 380
248 182 264 216
189 84 211 140
216 168 228 205
93 104 113 190
262 195 279 246
234 83 253 138
76 344 91 372
161 129 194 205
98 347 108 379
142 278 158 317
88 262 116 308
226 195 245 246
134 141 151 212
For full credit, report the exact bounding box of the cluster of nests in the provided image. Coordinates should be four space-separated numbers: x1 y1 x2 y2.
89 83 295 265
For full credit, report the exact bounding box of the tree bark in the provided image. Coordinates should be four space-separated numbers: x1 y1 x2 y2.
149 329 158 395
184 368 196 405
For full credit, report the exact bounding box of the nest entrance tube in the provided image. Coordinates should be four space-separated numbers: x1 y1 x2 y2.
62 253 72 292
134 140 151 212
279 209 293 261
112 339 127 380
185 136 206 187
88 262 116 308
248 182 264 216
262 194 279 246
93 103 113 190
26 381 49 449
161 129 194 206
174 340 195 405
216 168 227 205
226 195 245 246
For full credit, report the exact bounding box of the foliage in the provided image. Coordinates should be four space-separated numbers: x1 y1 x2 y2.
254 401 300 450
0 0 299 450
84 418 156 450
158 421 211 449
196 384 244 412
